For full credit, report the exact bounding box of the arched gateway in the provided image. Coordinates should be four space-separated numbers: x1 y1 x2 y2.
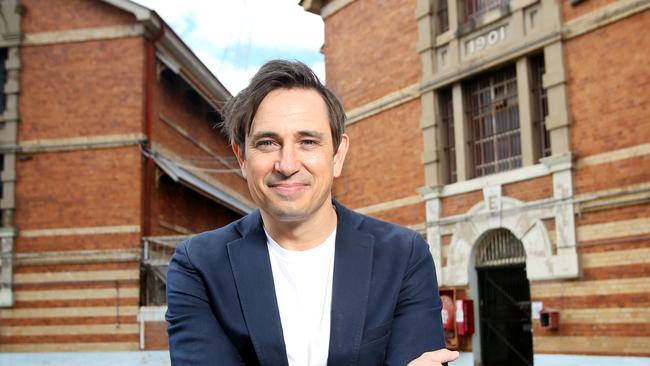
475 229 533 366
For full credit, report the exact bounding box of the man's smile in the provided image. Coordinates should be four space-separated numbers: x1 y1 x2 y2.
268 182 310 195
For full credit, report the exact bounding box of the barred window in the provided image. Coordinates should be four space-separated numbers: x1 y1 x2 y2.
530 54 551 159
437 0 449 34
439 89 456 183
466 65 521 177
462 0 509 22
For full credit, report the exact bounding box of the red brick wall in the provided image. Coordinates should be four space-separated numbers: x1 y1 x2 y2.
15 147 142 248
577 236 649 254
11 146 142 350
22 0 135 33
7 0 146 352
561 0 620 22
143 321 169 350
576 203 650 227
574 155 650 195
323 0 423 225
567 8 650 272
334 99 424 209
441 190 483 217
324 0 420 110
149 176 242 236
16 233 141 253
566 10 650 159
19 38 145 140
538 13 650 348
537 291 650 310
369 203 425 227
502 176 553 202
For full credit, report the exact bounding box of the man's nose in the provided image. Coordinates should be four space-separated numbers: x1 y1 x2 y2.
274 145 301 176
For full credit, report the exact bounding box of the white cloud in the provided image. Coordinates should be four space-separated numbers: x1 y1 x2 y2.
193 47 259 95
312 60 326 83
134 0 323 51
133 0 325 94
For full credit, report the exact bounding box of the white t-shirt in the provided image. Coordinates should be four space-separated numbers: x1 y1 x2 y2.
266 228 336 366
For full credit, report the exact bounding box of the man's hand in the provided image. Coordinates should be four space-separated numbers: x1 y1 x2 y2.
406 349 460 366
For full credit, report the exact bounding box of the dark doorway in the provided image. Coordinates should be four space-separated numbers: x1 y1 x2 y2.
476 229 533 366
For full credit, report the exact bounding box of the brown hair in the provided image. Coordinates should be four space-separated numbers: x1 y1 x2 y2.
221 59 346 154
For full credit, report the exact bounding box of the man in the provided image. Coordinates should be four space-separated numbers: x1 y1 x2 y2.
166 60 458 366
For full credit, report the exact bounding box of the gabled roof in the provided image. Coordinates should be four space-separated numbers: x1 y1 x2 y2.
101 0 231 107
101 1 252 215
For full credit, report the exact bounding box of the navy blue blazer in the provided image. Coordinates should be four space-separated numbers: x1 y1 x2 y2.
166 201 445 365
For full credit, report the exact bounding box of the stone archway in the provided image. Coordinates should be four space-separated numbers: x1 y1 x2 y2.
441 196 572 286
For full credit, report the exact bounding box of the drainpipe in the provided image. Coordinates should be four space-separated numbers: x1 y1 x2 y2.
142 24 165 240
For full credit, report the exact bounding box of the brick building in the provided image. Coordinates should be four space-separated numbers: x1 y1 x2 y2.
303 0 650 365
0 0 252 362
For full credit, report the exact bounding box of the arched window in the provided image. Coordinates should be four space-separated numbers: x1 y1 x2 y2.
476 229 525 268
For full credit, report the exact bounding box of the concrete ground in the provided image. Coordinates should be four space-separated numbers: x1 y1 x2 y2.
0 351 649 365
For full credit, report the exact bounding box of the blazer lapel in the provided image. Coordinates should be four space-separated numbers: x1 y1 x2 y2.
227 211 288 366
328 203 374 366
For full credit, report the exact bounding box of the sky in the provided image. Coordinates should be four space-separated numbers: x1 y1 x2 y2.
133 0 325 95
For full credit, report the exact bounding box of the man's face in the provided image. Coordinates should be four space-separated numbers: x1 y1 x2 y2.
234 88 348 224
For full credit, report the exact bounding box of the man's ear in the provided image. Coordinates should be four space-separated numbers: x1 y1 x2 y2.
333 133 349 178
232 144 246 178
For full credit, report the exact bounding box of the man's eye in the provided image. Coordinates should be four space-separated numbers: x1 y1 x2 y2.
302 139 318 146
255 140 277 149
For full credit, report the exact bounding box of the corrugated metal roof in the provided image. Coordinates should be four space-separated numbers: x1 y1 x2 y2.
153 155 253 215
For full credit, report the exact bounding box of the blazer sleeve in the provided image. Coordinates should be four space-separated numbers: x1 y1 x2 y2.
166 240 243 366
383 233 446 366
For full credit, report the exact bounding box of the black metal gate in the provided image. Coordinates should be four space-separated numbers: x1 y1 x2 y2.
476 229 533 366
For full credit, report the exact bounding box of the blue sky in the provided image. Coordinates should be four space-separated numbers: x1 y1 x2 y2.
133 0 325 94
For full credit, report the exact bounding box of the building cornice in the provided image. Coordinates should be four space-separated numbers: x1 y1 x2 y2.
5 133 147 153
22 24 144 46
563 0 650 40
301 0 356 19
